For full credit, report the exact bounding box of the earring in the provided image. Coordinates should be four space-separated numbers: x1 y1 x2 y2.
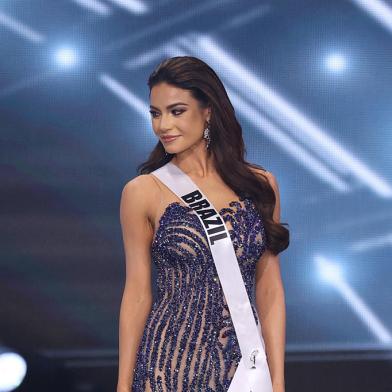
203 120 211 150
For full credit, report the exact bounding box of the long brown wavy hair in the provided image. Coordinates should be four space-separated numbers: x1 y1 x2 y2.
137 56 289 256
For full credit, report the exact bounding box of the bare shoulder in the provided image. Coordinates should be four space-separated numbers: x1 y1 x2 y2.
120 174 159 222
121 173 157 196
119 175 159 295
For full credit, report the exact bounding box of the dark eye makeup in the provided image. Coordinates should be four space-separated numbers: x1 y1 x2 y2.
149 108 185 118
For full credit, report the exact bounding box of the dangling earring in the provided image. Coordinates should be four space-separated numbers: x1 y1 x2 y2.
203 120 211 150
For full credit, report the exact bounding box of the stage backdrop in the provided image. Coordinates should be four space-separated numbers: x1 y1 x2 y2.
1 0 391 367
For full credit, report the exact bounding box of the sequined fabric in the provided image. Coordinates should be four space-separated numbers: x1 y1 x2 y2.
131 196 266 391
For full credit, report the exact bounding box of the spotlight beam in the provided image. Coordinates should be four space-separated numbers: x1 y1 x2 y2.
106 0 148 14
0 10 45 43
99 73 150 121
226 86 349 191
176 34 392 198
351 0 392 34
70 0 112 16
316 256 392 343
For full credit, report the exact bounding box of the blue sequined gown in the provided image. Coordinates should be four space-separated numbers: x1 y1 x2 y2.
131 195 266 391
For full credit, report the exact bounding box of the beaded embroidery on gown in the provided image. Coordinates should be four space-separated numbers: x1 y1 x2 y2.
131 195 266 392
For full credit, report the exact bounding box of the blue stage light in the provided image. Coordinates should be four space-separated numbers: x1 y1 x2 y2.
55 47 77 68
325 53 346 72
316 256 343 283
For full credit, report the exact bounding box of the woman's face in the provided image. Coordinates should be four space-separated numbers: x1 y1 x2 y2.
149 82 210 155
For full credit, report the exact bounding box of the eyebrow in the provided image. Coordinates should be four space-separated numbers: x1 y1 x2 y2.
149 102 189 110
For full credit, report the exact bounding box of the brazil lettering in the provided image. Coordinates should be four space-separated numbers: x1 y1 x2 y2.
181 189 228 246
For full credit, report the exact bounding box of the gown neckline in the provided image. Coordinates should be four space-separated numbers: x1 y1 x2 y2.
152 196 251 245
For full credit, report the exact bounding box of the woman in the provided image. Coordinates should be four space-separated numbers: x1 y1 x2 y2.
117 56 289 392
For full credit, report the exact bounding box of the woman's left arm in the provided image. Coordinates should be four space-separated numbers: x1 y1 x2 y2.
255 171 286 392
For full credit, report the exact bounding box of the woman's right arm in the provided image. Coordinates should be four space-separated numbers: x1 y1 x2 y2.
117 175 155 392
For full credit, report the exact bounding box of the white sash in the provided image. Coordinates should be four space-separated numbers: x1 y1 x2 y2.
151 161 273 392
